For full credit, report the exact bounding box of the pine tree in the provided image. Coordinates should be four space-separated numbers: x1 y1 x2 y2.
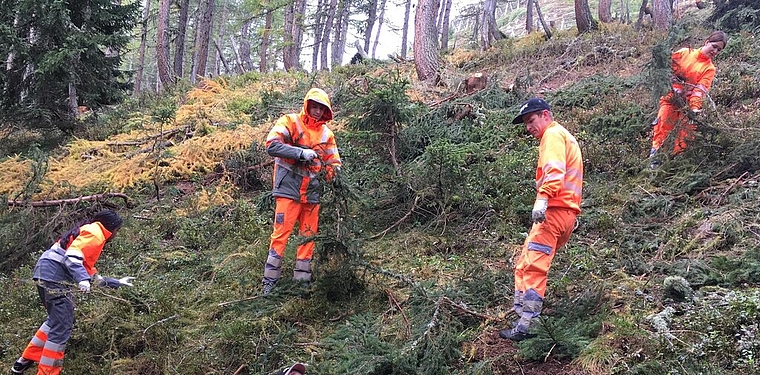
0 0 138 131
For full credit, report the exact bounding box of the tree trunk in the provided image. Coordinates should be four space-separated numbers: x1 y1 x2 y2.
312 0 326 71
414 0 440 82
331 0 349 68
192 0 215 82
227 36 244 73
652 0 672 30
213 0 228 76
371 0 387 58
526 0 535 32
134 0 151 96
214 39 232 74
480 0 504 50
174 0 190 78
364 0 378 53
283 0 306 71
239 19 254 71
599 0 612 22
260 9 273 72
156 0 173 87
535 0 552 39
320 0 337 70
401 0 412 59
439 0 452 50
574 0 598 33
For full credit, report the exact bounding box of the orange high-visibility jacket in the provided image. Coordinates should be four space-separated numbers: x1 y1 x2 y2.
34 222 113 283
536 122 583 214
670 47 716 110
266 88 342 204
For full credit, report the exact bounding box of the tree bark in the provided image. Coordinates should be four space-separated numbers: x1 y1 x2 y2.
526 0 535 32
156 0 173 87
134 0 151 96
535 0 552 39
480 0 504 50
599 0 613 22
414 0 440 82
213 0 229 76
260 9 273 72
312 0 326 71
320 0 337 70
331 0 350 68
239 19 254 71
574 0 599 34
174 0 190 78
364 0 378 53
439 0 452 50
652 0 672 30
371 0 388 58
192 0 215 82
283 0 306 71
401 0 412 59
214 39 232 74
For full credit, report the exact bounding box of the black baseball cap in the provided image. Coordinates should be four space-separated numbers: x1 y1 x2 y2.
512 98 551 124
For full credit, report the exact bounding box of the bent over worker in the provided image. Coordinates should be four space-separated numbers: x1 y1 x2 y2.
11 209 135 375
262 88 342 295
649 30 727 168
500 98 583 342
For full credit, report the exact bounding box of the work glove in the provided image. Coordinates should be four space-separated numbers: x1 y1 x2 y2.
531 198 548 224
78 280 91 293
300 149 318 161
118 276 136 287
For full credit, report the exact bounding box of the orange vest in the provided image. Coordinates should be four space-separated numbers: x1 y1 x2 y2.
536 122 583 214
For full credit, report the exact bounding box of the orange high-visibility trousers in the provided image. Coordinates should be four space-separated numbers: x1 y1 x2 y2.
652 96 696 154
269 197 320 260
514 207 577 299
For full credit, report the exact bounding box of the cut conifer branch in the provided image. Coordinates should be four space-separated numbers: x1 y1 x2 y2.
7 193 131 208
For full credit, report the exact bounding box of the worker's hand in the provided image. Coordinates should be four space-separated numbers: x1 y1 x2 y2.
301 149 318 161
118 276 135 287
531 198 549 224
78 280 91 293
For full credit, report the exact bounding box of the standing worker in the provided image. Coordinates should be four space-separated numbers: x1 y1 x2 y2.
262 88 342 295
649 31 728 168
11 209 135 375
500 98 583 342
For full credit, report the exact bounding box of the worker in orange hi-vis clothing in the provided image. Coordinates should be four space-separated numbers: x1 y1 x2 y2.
11 210 135 375
262 88 342 295
649 30 728 169
499 98 583 342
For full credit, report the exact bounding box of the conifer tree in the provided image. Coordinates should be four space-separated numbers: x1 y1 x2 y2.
0 0 138 130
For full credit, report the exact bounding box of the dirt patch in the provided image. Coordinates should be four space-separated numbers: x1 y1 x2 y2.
465 330 588 374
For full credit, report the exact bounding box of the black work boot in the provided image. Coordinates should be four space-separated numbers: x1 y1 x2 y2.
498 327 536 342
10 359 34 374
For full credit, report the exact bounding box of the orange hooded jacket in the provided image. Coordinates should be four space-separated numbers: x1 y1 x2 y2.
266 88 342 204
669 47 716 110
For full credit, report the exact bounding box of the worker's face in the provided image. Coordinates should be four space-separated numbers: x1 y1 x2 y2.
523 110 549 138
307 100 328 121
703 40 724 59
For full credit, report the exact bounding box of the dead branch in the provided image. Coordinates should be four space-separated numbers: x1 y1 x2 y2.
245 160 274 172
442 296 504 322
7 193 130 208
717 171 749 206
386 289 412 336
106 127 186 148
428 88 484 108
142 314 179 337
370 196 420 239
217 295 264 307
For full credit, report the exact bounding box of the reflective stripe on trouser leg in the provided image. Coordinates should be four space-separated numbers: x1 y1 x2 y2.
516 289 544 333
513 290 524 316
21 322 51 362
38 285 74 375
263 250 283 284
38 340 66 374
294 259 312 281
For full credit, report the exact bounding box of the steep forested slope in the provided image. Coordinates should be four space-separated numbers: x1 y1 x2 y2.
2 6 760 375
